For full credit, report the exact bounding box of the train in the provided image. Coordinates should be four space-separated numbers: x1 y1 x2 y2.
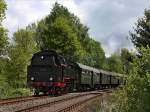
27 50 124 95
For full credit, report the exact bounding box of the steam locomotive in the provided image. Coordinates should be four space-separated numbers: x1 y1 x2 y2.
27 50 124 95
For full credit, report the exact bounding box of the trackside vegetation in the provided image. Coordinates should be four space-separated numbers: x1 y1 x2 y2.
111 8 150 112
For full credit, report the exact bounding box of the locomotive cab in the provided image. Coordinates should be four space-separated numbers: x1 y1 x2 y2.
27 50 65 95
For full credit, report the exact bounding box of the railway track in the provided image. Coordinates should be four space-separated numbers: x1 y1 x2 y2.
0 95 48 106
15 93 92 112
56 90 112 112
55 94 101 112
0 89 112 112
19 90 111 112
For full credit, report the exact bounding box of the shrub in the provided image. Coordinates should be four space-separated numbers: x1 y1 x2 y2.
112 47 150 112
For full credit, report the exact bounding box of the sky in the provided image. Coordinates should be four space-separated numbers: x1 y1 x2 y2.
3 0 150 57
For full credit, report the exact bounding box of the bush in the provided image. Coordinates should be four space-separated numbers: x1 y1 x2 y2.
112 47 150 112
0 81 10 99
0 87 31 99
9 88 31 98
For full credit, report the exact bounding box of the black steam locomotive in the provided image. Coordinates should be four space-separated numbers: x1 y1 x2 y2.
27 50 124 95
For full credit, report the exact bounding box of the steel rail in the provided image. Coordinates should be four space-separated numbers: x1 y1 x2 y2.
16 93 94 112
16 89 112 112
55 94 102 112
0 96 48 106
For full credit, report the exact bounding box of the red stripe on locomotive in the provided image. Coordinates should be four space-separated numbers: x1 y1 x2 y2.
30 82 66 88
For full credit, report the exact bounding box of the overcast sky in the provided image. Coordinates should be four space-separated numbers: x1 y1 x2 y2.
3 0 150 56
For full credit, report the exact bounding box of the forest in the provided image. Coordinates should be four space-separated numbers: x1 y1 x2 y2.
0 0 150 111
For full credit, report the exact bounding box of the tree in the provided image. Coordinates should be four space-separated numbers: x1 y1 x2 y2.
0 0 6 23
120 48 134 74
80 39 105 68
37 16 84 61
0 0 10 98
0 27 8 55
5 29 38 88
36 3 105 67
105 54 123 73
113 47 150 112
130 9 150 49
0 0 8 55
112 7 150 112
0 0 7 67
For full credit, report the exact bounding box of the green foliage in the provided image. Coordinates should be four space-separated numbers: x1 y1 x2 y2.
0 0 8 55
36 3 105 68
0 87 31 99
0 70 9 98
5 29 38 88
0 0 10 99
130 9 150 49
103 49 135 74
80 39 105 68
0 27 8 55
37 16 84 61
112 47 150 112
0 22 38 98
0 0 6 24
7 88 31 98
120 48 135 74
104 54 123 73
113 8 150 112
